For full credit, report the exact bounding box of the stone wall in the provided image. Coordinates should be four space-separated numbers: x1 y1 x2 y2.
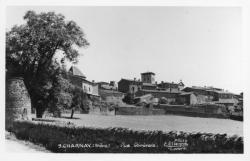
6 77 31 129
156 104 228 118
116 106 165 115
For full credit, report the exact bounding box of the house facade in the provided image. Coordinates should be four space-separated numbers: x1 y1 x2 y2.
68 66 99 97
118 78 142 94
181 86 239 109
136 89 179 104
118 72 184 104
141 72 155 84
97 81 118 90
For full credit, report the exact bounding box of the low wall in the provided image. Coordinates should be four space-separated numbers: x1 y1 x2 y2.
7 121 243 153
89 106 115 115
156 104 229 118
116 106 165 115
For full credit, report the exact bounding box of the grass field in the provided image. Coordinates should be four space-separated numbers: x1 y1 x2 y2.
50 114 243 136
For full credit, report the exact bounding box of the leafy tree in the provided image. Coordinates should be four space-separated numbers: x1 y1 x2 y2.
6 11 89 117
122 93 135 104
48 69 74 117
70 86 88 118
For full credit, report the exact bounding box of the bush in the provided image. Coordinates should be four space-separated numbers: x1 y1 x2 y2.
8 121 243 153
159 97 168 104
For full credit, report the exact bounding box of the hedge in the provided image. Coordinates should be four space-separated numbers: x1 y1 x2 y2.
7 121 243 153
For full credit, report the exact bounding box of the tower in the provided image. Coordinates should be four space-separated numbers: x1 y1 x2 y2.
141 72 155 84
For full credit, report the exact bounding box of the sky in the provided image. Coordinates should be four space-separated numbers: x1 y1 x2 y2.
6 6 244 93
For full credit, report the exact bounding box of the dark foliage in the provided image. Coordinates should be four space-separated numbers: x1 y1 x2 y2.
8 121 243 153
122 93 135 104
6 11 89 117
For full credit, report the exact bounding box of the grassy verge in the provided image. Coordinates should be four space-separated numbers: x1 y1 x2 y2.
7 121 243 153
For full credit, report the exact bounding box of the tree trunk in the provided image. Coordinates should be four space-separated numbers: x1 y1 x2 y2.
29 94 46 118
24 76 46 118
70 108 75 119
36 108 43 118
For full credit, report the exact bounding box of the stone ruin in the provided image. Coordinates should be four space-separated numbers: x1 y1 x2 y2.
5 77 31 129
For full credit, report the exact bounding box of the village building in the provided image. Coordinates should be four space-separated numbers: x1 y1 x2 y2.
97 81 118 90
210 90 238 110
182 86 215 103
118 78 142 94
68 66 99 97
136 89 179 104
98 89 125 105
176 92 199 105
97 81 124 104
118 72 184 104
140 72 157 90
181 86 239 110
141 72 155 84
157 81 184 92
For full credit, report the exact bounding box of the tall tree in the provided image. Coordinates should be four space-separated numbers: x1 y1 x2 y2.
6 11 89 117
48 63 74 117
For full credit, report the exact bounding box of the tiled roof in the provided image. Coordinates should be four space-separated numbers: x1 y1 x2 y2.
159 81 179 86
213 100 236 104
119 78 141 83
142 83 156 86
69 66 86 78
140 89 180 94
206 89 233 95
141 72 155 75
97 81 110 85
179 92 194 96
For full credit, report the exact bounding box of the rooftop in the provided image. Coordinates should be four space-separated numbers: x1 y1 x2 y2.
142 83 156 86
69 66 86 79
97 81 110 85
119 78 141 83
159 81 179 85
140 89 180 94
184 86 235 95
179 92 194 96
141 72 155 75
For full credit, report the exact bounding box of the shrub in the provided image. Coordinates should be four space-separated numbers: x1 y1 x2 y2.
8 121 243 153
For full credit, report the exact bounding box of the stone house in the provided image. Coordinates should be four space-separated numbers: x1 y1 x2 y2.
118 72 185 104
176 92 210 105
136 89 179 104
118 78 142 94
97 81 118 90
141 72 156 84
181 86 238 109
157 81 183 92
142 83 157 90
68 66 99 97
182 86 215 103
98 89 124 105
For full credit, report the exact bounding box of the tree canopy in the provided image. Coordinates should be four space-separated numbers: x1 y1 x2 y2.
6 11 89 117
